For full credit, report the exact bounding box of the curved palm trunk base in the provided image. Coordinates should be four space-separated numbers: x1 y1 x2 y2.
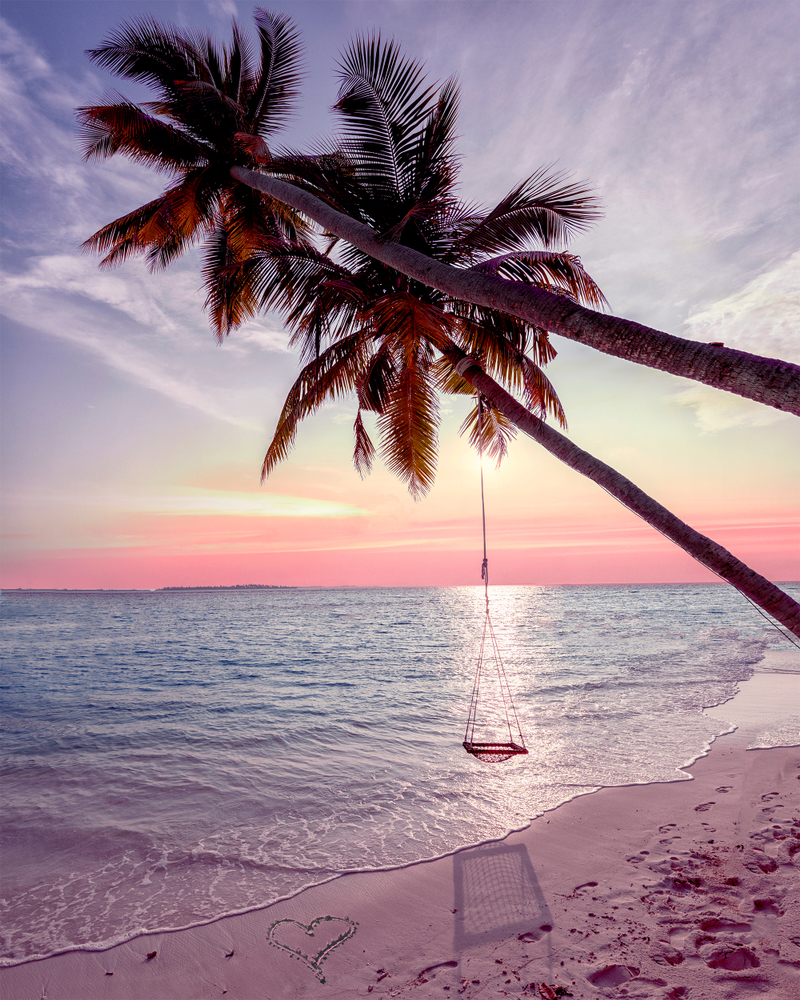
443 348 800 638
232 168 800 416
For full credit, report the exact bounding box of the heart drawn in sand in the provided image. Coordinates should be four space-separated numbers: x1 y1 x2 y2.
266 915 358 983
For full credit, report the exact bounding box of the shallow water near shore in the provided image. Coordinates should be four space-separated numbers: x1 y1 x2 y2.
0 583 795 965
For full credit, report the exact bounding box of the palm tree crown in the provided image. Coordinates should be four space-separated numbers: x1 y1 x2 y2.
78 13 606 497
228 35 607 496
77 8 309 334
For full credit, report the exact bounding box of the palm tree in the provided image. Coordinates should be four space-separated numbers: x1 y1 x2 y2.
77 12 800 634
219 36 605 498
79 10 799 413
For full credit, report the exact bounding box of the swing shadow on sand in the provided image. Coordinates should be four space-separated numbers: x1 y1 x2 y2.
452 842 553 953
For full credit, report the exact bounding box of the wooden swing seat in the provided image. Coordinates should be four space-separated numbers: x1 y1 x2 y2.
463 741 528 763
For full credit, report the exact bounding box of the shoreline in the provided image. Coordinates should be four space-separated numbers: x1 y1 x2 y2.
2 741 797 999
2 663 798 999
3 646 794 974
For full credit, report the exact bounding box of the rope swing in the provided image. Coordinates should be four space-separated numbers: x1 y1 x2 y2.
463 397 529 763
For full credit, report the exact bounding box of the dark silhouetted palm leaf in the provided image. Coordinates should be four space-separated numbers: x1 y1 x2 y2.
78 8 310 339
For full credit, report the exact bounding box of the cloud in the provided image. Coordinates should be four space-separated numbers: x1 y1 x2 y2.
207 0 240 19
2 254 193 335
683 252 800 364
8 490 367 519
670 384 792 432
670 253 800 430
0 16 49 82
129 492 366 517
225 318 294 354
0 261 261 429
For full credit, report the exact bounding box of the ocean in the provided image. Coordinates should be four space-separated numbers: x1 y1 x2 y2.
0 583 793 966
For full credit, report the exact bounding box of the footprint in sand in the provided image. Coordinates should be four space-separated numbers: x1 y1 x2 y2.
416 960 458 984
694 802 715 812
752 898 780 915
650 946 684 967
704 947 760 971
698 917 752 933
761 792 780 801
587 964 640 987
658 823 677 834
744 852 778 874
715 786 732 793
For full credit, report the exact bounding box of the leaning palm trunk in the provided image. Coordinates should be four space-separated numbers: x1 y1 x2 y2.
437 346 800 637
232 168 800 416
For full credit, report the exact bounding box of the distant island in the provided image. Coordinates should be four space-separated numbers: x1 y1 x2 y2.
158 584 295 590
4 584 296 593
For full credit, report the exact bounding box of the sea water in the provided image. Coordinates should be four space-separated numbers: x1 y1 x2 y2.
0 584 794 965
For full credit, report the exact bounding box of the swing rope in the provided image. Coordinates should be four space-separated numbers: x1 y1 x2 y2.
463 397 528 762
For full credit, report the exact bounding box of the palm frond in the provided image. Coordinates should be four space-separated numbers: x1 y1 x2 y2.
216 242 358 341
518 355 567 427
472 250 608 310
144 167 223 269
86 17 206 94
202 225 270 339
449 311 566 425
404 76 460 209
225 21 252 104
368 291 453 354
80 196 172 262
356 345 396 411
334 35 440 200
248 9 305 136
460 397 517 467
353 409 376 477
378 350 439 498
262 332 369 479
456 167 602 256
431 355 474 396
76 98 208 171
170 78 246 136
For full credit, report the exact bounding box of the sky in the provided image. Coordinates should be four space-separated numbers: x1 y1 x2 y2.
0 0 798 590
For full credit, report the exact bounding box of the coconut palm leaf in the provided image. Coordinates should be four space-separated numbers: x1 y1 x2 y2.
460 398 518 467
80 9 312 341
248 9 305 136
378 352 439 498
474 250 608 309
353 409 376 477
455 167 603 256
334 35 440 199
85 17 202 90
76 98 209 170
356 345 397 412
261 331 369 478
